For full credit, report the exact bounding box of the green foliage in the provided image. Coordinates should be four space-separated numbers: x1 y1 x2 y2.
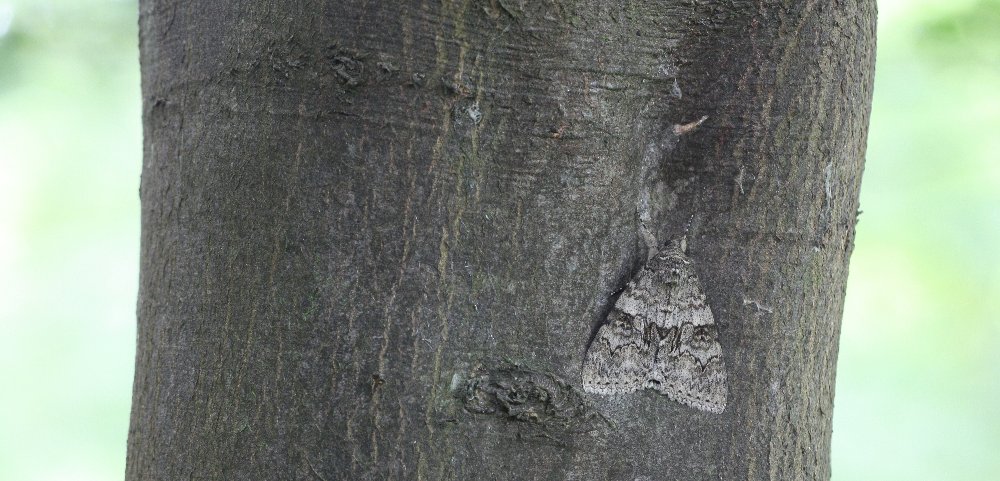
0 1 140 480
833 1 1000 480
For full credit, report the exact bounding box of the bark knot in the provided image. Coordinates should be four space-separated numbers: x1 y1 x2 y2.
455 361 610 435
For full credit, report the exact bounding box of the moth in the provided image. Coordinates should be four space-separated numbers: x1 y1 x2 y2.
582 239 727 413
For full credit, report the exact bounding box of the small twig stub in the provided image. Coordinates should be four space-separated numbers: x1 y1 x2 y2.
672 115 708 135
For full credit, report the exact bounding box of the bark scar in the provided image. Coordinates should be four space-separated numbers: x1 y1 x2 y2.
454 360 612 437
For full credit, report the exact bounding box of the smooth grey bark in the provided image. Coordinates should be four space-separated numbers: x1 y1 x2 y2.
127 1 875 480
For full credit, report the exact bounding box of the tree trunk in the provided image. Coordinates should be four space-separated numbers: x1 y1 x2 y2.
127 1 875 480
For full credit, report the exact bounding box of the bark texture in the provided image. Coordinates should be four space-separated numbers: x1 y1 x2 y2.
127 1 875 480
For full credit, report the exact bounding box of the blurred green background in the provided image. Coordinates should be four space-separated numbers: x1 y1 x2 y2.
0 0 996 479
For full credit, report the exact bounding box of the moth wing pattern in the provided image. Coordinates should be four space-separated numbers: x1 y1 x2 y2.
582 240 728 413
580 309 653 395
